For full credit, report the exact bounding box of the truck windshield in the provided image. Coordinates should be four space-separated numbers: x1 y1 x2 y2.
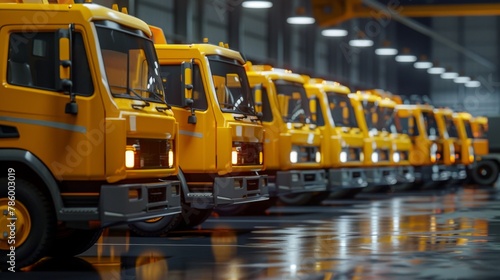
95 22 165 103
327 93 358 128
274 80 313 124
377 106 402 134
209 56 256 116
361 99 380 133
444 115 458 138
422 111 440 138
463 120 474 139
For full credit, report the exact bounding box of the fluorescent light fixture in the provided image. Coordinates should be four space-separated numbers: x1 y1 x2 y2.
414 61 433 69
454 76 471 83
465 80 481 88
395 54 417 62
440 71 459 79
375 48 398 56
349 39 373 47
287 16 315 24
242 1 273 8
427 67 445 74
321 28 348 37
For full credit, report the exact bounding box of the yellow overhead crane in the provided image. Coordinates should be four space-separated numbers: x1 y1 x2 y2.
311 0 500 27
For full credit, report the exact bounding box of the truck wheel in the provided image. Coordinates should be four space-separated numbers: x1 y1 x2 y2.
471 160 499 186
278 192 316 206
48 227 103 257
129 214 183 237
176 204 213 229
0 178 56 269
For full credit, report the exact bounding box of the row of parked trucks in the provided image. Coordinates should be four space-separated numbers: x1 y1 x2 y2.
0 0 494 270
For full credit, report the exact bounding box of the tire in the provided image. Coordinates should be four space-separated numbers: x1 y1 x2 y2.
128 213 183 237
278 192 316 206
48 227 103 257
471 160 499 186
0 178 56 270
176 204 213 229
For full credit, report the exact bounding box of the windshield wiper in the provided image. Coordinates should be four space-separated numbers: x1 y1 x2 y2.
133 87 170 112
128 88 150 109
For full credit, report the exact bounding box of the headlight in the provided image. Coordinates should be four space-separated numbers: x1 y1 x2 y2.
259 151 263 164
469 146 474 163
315 151 321 163
232 150 238 165
360 151 364 162
290 150 298 163
340 151 347 163
125 149 136 168
393 152 400 163
449 144 455 163
430 143 437 163
371 152 378 163
168 149 174 168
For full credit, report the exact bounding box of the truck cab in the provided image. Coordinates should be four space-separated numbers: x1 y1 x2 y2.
349 92 398 190
469 116 499 185
0 0 181 269
245 64 327 206
129 30 269 231
304 78 368 198
434 108 467 182
394 104 451 187
453 112 476 180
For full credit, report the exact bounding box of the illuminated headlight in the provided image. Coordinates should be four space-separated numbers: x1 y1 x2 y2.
290 150 298 163
449 144 455 163
125 143 140 168
469 146 474 163
168 149 174 168
315 151 321 163
393 152 400 163
371 152 378 163
430 143 437 163
360 151 364 162
125 148 136 168
340 151 348 163
232 150 239 165
259 151 263 164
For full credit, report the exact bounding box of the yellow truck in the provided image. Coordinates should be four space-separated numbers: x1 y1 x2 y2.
394 104 451 187
242 64 327 206
364 90 415 190
0 0 182 269
349 92 398 190
469 116 499 185
129 28 268 229
434 108 468 182
303 78 368 198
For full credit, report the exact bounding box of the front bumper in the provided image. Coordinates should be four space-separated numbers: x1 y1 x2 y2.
99 181 181 227
186 174 269 209
268 169 327 196
328 168 368 191
395 166 415 184
449 164 467 180
365 167 398 186
415 164 450 183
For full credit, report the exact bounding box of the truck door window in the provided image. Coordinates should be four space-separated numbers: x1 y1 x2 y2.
327 93 358 128
7 31 93 95
444 115 458 138
463 120 474 139
422 112 440 138
160 64 207 110
251 86 273 122
274 80 312 124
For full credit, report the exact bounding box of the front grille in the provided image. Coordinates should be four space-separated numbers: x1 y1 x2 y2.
148 187 167 203
127 138 173 169
247 178 260 191
233 142 263 165
377 149 390 162
294 145 320 163
343 147 362 162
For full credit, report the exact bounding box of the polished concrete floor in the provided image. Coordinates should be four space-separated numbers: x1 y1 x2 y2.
12 182 500 279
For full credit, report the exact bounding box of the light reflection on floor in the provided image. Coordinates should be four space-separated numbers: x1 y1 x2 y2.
12 184 500 279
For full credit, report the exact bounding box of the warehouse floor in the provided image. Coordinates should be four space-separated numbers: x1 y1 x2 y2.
12 182 500 280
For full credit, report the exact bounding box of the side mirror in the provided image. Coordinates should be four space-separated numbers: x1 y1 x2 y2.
181 61 193 108
253 84 263 113
309 96 317 123
58 24 76 115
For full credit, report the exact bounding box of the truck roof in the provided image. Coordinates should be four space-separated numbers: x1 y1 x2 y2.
155 43 245 64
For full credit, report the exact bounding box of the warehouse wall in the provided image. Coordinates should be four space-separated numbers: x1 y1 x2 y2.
430 17 500 117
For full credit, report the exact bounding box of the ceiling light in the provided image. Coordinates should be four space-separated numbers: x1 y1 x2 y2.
414 55 433 69
375 41 398 56
465 80 481 88
242 1 273 8
287 16 315 24
440 69 459 79
349 39 373 47
395 48 416 62
427 64 445 74
321 28 348 37
454 76 471 83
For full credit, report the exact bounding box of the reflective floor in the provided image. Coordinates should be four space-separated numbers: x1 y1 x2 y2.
12 183 500 280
